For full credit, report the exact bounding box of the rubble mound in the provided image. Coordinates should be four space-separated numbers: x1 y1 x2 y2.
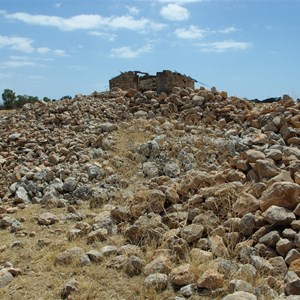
1 86 300 299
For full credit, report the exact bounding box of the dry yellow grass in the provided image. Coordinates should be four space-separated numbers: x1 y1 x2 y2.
0 199 222 300
0 109 16 115
109 120 153 192
0 203 179 300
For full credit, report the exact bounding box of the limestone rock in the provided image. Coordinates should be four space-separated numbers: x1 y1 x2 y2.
15 186 30 203
265 149 282 161
232 193 260 216
235 264 257 282
228 279 253 293
124 255 144 276
142 162 159 178
144 273 168 291
267 170 294 186
181 224 204 243
165 187 180 204
276 238 295 256
221 291 257 300
290 259 300 277
291 220 300 230
106 255 128 270
144 255 171 276
117 244 143 257
189 248 213 265
146 190 166 214
258 230 280 247
254 284 278 299
124 213 167 245
254 159 280 180
294 233 300 248
0 271 13 288
179 284 197 297
63 177 77 193
87 165 103 180
260 182 300 212
110 206 131 222
55 247 85 265
209 235 229 258
99 245 118 257
238 213 255 237
170 264 195 286
37 212 59 225
61 278 79 299
269 256 288 279
262 205 296 226
87 228 108 244
86 250 103 263
164 162 180 178
197 270 224 290
286 249 300 266
246 150 265 163
285 271 300 295
295 172 300 185
250 255 274 273
67 228 82 241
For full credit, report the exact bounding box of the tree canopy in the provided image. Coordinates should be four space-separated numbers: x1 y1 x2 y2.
0 89 67 110
2 89 16 109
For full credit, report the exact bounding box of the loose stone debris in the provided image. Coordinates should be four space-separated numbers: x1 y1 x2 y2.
1 85 300 299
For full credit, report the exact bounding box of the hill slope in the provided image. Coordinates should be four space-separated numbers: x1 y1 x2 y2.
1 87 300 299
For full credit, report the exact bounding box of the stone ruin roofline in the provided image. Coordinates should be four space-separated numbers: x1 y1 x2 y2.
109 70 198 94
128 70 198 82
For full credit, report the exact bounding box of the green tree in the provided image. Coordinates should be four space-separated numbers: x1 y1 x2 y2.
60 95 72 100
27 96 39 103
16 95 29 108
15 94 39 108
43 97 51 102
2 89 16 109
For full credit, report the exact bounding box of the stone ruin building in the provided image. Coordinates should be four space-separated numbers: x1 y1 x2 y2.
109 70 196 94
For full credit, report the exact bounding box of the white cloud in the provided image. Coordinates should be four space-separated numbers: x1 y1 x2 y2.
2 11 165 32
53 49 67 56
37 47 68 56
197 39 252 52
54 3 61 8
1 60 37 68
0 35 68 57
175 25 206 39
4 12 107 30
9 55 28 60
0 35 34 52
126 6 140 15
110 44 152 59
0 55 38 68
160 4 189 21
89 31 117 41
219 26 237 34
37 47 50 54
159 0 202 3
109 15 165 31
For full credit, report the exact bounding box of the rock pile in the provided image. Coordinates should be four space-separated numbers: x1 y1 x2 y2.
1 85 300 299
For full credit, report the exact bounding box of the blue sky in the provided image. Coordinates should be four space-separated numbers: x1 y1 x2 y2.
0 0 299 100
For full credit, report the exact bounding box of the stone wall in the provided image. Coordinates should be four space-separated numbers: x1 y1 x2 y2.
139 75 156 92
109 70 195 94
109 71 139 91
156 70 195 94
